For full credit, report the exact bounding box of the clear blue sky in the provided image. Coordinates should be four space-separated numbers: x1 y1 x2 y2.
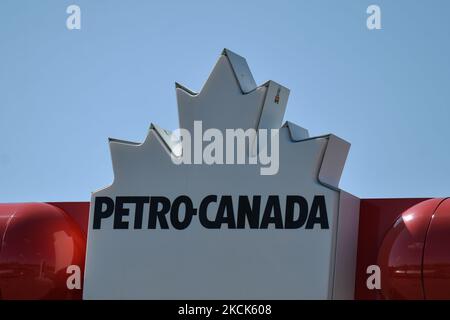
1 0 450 202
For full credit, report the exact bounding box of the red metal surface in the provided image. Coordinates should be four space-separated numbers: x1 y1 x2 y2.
48 202 90 236
0 203 86 300
376 198 444 299
423 197 450 299
354 198 429 300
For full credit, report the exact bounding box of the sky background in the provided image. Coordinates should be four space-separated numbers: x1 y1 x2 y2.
1 0 450 202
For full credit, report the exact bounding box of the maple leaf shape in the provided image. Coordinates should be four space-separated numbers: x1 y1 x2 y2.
84 49 353 300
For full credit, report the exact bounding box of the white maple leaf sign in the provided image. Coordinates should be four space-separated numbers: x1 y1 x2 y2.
83 49 359 300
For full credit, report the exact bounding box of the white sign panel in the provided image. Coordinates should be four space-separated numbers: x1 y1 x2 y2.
83 49 359 299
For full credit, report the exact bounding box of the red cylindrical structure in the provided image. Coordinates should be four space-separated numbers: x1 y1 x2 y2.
377 198 450 299
423 198 450 299
0 203 85 300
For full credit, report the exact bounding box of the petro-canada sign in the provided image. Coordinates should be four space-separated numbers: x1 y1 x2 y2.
83 49 360 299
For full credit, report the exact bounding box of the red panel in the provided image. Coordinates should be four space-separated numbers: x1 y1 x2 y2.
355 198 429 300
376 198 444 299
0 203 86 300
48 202 90 236
0 205 15 252
423 197 450 299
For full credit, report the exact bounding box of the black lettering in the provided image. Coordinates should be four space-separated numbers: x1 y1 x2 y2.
170 196 196 230
285 195 308 229
215 195 236 228
148 196 171 229
260 195 283 229
93 196 114 229
131 196 150 229
114 197 132 229
199 195 218 228
92 194 330 231
306 195 329 229
237 196 261 229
